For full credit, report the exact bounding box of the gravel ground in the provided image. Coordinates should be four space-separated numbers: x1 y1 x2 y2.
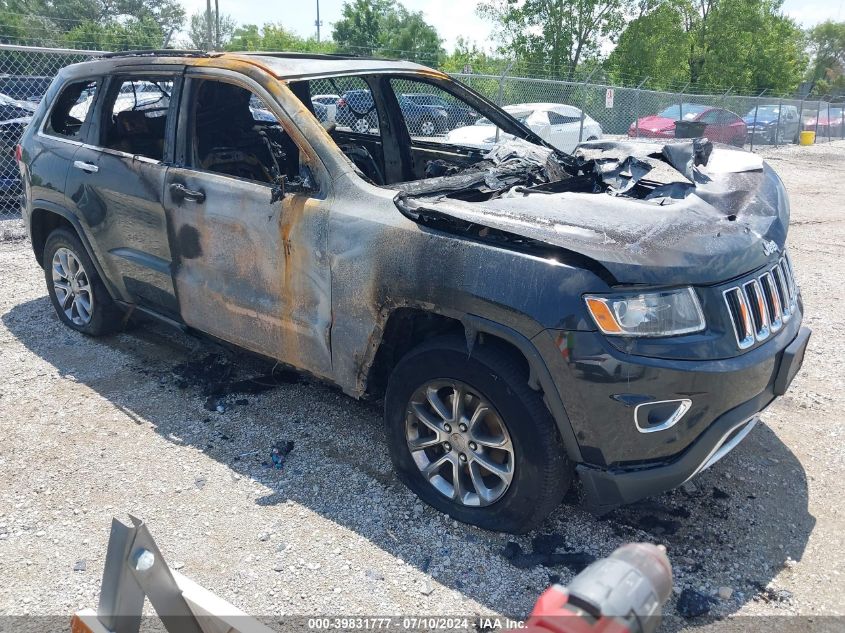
0 141 844 631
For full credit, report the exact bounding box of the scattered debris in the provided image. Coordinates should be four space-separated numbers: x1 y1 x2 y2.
757 586 794 604
172 353 299 403
712 487 731 500
270 441 294 469
73 560 86 572
172 561 185 570
420 579 435 596
718 586 734 600
194 477 206 490
676 588 716 618
501 541 595 572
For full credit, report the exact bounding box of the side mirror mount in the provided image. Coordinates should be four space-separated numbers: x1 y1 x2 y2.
270 166 317 204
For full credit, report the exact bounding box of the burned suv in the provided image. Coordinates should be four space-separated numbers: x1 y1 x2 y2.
18 51 810 533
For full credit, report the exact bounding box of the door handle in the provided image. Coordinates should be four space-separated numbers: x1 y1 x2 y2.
73 160 98 173
169 183 206 203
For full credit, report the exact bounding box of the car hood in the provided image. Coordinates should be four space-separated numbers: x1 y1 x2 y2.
636 115 676 131
396 139 788 286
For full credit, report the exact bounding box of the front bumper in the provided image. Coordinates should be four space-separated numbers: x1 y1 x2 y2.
532 317 810 512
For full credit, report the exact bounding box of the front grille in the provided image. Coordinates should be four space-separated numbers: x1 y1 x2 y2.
723 253 798 349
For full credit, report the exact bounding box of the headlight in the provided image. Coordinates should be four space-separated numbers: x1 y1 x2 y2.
584 288 705 337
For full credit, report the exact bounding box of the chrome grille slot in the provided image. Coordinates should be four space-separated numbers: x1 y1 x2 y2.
743 279 770 340
759 272 782 332
723 287 755 349
724 250 798 349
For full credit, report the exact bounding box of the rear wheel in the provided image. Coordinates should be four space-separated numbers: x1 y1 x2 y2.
385 336 571 533
43 228 122 336
419 117 436 136
353 117 370 133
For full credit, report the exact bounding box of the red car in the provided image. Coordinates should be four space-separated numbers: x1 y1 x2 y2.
803 107 844 138
629 103 747 146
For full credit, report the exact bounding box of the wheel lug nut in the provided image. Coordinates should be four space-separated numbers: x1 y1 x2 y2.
459 453 467 462
469 442 477 451
443 442 451 451
443 424 451 433
459 423 467 432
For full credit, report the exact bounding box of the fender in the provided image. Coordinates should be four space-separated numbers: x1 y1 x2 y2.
28 199 120 301
462 314 583 464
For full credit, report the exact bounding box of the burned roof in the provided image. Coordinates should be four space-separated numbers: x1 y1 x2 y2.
91 50 440 81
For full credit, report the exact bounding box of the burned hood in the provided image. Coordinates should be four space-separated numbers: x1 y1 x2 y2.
395 139 790 286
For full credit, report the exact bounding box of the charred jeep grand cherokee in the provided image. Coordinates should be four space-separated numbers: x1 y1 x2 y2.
18 51 810 533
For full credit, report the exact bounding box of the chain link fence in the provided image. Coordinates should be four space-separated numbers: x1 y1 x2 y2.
0 43 843 219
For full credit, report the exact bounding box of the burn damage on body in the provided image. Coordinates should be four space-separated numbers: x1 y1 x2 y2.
390 136 786 286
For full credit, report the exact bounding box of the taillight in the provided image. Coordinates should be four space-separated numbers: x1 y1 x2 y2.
14 144 21 163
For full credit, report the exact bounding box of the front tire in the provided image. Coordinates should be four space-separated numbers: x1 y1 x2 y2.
43 228 121 336
385 336 571 533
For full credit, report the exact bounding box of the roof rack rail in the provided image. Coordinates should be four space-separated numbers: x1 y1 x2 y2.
99 49 214 59
241 51 417 63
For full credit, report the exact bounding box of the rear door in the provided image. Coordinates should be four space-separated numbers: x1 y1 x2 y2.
163 69 333 378
68 70 183 316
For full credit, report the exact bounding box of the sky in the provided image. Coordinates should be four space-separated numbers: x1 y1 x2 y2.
180 0 843 51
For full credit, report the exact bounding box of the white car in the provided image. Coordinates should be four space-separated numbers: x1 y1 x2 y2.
312 93 340 123
446 102 602 153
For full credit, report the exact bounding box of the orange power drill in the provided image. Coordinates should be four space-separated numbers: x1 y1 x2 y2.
506 544 673 633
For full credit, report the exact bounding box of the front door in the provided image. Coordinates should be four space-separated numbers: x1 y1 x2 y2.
164 72 333 379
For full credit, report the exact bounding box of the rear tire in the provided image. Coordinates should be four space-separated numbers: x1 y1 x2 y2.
43 228 122 336
385 335 571 533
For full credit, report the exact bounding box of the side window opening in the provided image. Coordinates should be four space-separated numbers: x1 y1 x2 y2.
293 76 387 185
45 79 98 140
548 111 581 126
190 79 298 185
102 77 172 161
389 77 480 139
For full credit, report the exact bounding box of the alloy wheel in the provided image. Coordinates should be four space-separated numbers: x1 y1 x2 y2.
420 119 436 136
404 379 515 507
51 247 94 326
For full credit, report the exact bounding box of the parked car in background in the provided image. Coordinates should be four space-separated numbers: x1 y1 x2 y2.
0 75 53 103
743 104 800 144
311 94 340 123
335 89 379 132
336 89 452 136
445 103 602 153
401 92 478 130
804 107 844 138
0 92 36 200
629 104 747 146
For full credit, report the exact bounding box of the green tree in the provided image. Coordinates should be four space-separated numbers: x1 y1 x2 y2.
806 20 845 95
606 2 689 88
478 0 634 79
606 0 806 93
226 23 335 53
63 14 163 50
0 0 185 47
332 0 443 63
186 10 237 49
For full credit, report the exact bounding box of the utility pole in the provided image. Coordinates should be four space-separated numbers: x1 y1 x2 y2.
215 0 220 48
206 0 213 49
315 0 322 42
